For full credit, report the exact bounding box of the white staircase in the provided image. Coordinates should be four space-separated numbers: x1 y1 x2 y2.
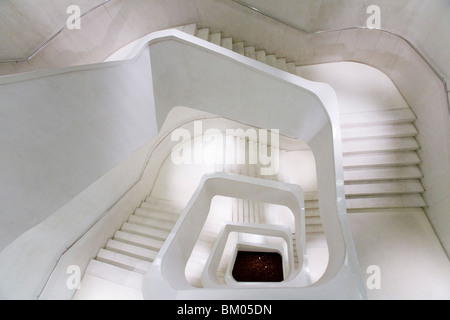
74 23 426 299
73 196 184 300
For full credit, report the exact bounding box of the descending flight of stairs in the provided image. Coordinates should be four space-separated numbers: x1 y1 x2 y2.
74 23 425 299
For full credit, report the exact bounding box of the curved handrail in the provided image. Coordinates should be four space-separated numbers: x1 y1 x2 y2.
230 0 450 118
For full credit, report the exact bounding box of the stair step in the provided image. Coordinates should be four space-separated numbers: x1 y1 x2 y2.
346 194 426 210
341 123 418 140
121 222 170 241
266 54 278 67
255 50 267 63
343 151 421 168
84 259 143 291
344 166 423 182
244 46 256 59
232 42 245 55
306 224 325 233
182 23 197 36
306 216 323 225
221 38 233 50
305 200 319 209
196 28 210 41
277 58 288 72
342 137 419 154
287 62 297 74
128 215 174 231
208 32 222 45
340 108 416 127
105 239 158 262
345 180 424 196
134 207 179 222
114 230 164 251
305 208 320 217
144 196 185 214
96 249 151 275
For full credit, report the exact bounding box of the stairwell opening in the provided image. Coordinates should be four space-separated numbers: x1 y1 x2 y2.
232 251 284 282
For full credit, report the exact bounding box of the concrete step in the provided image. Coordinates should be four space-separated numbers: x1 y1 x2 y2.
121 222 170 241
128 215 175 231
287 62 297 74
208 32 222 45
96 249 151 275
341 123 418 140
182 23 197 36
344 180 424 196
346 194 426 210
84 259 143 291
305 200 319 209
221 38 233 50
73 273 143 300
134 207 179 222
266 54 278 68
306 224 325 233
244 46 256 59
343 151 421 168
144 196 185 214
344 165 423 182
114 230 164 251
255 50 267 63
340 108 416 127
105 239 158 262
277 58 288 71
342 137 419 154
306 216 323 225
196 28 210 41
305 208 320 217
232 42 245 55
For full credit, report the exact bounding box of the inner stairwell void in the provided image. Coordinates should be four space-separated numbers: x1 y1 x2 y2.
71 24 447 300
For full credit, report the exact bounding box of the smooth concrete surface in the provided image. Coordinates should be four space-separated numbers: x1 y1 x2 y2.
0 48 157 250
348 210 450 300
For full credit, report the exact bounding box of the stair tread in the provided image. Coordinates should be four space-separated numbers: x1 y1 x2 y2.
244 46 256 59
341 123 418 140
343 151 420 168
208 33 222 45
266 54 278 67
128 215 175 231
342 137 419 154
232 42 245 55
84 259 143 291
277 58 288 71
196 28 209 40
135 207 179 222
340 108 416 127
255 50 267 63
346 194 426 209
344 165 422 182
97 249 151 274
106 239 158 262
221 38 233 50
121 222 170 241
287 62 297 74
182 23 197 36
114 230 164 251
345 180 424 196
144 196 185 213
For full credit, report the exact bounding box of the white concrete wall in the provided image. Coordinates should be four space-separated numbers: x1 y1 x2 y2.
0 49 157 250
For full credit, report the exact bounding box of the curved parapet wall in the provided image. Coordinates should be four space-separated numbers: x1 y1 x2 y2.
0 29 365 299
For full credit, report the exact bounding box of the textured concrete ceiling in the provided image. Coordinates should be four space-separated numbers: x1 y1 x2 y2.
0 0 107 60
